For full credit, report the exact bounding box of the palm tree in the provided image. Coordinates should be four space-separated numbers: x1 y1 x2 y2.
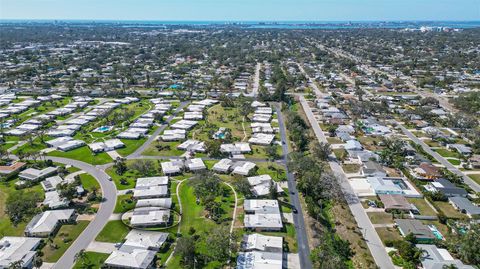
74 249 89 265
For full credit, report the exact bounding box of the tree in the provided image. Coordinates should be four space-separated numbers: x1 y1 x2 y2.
189 171 221 201
114 158 127 175
205 140 222 158
205 226 237 262
232 175 252 197
57 182 77 201
265 144 280 161
310 141 332 161
8 260 23 269
175 237 196 268
6 191 41 226
74 249 88 265
453 223 480 265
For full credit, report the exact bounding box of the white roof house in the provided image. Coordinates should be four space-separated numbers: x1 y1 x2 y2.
133 185 169 199
160 129 186 141
345 139 363 151
184 111 204 120
247 175 283 197
122 230 169 251
0 237 42 269
161 160 184 175
117 131 143 140
41 176 64 191
185 158 206 171
43 190 69 209
25 209 75 237
213 158 233 173
136 177 169 188
244 199 282 231
237 251 283 269
56 139 85 152
136 198 172 209
232 162 257 176
177 139 206 153
130 207 171 228
242 233 283 252
220 143 252 154
248 133 275 146
417 244 475 269
251 122 274 134
252 114 272 123
19 167 57 181
105 249 156 269
89 139 125 153
170 120 198 130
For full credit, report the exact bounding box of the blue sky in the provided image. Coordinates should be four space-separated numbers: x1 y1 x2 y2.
0 0 479 21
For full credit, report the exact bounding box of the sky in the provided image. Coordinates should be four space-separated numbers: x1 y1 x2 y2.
0 0 479 21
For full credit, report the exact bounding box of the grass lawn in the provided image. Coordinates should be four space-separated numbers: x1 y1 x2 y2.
48 146 113 165
342 164 360 174
255 162 287 182
105 160 161 190
143 141 184 157
435 148 460 158
333 148 347 160
326 137 344 144
407 198 437 216
258 223 297 252
469 174 480 185
116 138 147 157
376 227 403 244
206 104 249 140
0 180 44 236
42 221 90 262
447 159 461 165
79 173 100 193
114 194 136 213
73 251 110 269
12 138 47 155
367 212 394 224
433 201 466 219
248 145 283 160
96 220 130 243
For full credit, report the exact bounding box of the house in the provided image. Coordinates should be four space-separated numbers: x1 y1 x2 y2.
185 158 206 171
412 162 442 180
161 160 184 175
177 140 206 153
0 161 26 178
0 237 42 269
160 129 186 141
130 207 171 228
104 248 156 269
19 167 57 181
417 244 476 269
122 230 169 251
344 139 362 151
133 185 169 199
395 219 436 243
368 177 421 197
170 120 198 130
136 198 172 209
448 197 480 218
232 161 256 176
237 251 283 269
426 179 468 197
447 144 472 156
43 191 70 209
136 177 169 188
241 233 283 253
25 209 75 237
212 158 233 173
247 175 283 197
41 176 64 191
244 200 282 231
379 194 415 213
470 155 480 169
361 161 387 177
220 143 251 154
248 133 275 146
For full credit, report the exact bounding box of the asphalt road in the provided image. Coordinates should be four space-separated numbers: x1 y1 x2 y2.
46 156 117 269
128 101 189 158
398 124 480 193
274 103 312 269
298 96 395 269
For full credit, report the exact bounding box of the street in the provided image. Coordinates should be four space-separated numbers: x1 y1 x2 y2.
275 103 313 269
298 96 395 269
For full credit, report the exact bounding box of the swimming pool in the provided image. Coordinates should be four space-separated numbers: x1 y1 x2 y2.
93 126 113 133
428 225 444 240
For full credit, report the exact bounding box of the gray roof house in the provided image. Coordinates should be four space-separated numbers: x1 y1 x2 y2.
417 244 475 269
104 249 156 269
25 209 75 237
0 237 42 269
448 197 480 218
395 219 436 243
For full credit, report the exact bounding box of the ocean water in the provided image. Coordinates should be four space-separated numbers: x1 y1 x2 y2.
1 20 480 29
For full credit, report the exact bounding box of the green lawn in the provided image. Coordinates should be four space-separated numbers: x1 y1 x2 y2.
342 164 360 173
469 174 480 185
143 141 184 157
255 162 287 182
106 159 162 190
116 138 147 157
447 159 461 165
73 252 110 269
258 223 297 252
407 198 437 216
48 146 113 165
96 220 130 243
376 227 403 245
0 180 44 237
433 201 467 219
42 221 90 262
12 138 47 155
114 194 136 213
79 173 100 192
435 148 460 158
367 212 394 224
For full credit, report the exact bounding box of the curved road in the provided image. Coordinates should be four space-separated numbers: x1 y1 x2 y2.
46 157 117 269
